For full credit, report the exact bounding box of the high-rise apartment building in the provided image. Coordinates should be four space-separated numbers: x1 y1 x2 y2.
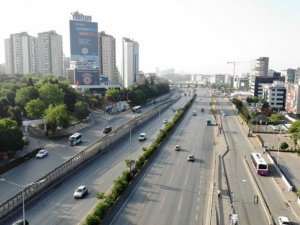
122 37 139 88
37 30 63 77
4 32 38 75
98 31 118 83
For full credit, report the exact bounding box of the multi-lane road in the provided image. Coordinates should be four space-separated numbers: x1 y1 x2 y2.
2 89 299 225
1 92 191 225
218 97 298 225
109 92 214 225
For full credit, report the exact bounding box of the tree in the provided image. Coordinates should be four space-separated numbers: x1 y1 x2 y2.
25 99 46 119
280 142 289 150
288 120 300 133
7 106 22 127
59 82 77 112
105 88 121 102
246 97 254 104
15 86 39 109
268 113 282 125
253 96 259 103
0 118 24 153
43 104 70 134
74 101 89 121
39 83 64 107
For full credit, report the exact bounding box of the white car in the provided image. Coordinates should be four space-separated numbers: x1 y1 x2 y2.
175 145 181 151
74 185 88 199
36 149 48 159
139 133 146 141
163 119 168 124
278 216 290 225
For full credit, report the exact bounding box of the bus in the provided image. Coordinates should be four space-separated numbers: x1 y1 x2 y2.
250 153 268 175
69 133 82 146
132 106 142 113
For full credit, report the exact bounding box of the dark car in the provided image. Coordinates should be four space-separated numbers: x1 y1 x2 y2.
103 126 112 134
12 219 29 225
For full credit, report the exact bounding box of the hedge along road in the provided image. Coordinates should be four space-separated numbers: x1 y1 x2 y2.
2 94 191 225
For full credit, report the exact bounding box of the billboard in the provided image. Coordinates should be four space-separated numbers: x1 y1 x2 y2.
75 69 100 85
70 20 99 64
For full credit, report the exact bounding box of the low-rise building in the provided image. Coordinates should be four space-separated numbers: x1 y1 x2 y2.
262 81 286 111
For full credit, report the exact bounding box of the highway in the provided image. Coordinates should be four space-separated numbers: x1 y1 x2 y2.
2 93 191 225
0 93 176 203
109 90 215 225
218 97 298 225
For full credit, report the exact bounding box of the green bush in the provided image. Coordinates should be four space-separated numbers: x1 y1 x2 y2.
82 94 195 224
85 214 101 225
96 192 105 199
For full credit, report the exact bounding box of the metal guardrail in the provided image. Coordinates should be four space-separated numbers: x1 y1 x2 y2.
0 100 176 220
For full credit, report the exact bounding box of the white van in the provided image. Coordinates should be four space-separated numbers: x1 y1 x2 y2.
139 133 146 141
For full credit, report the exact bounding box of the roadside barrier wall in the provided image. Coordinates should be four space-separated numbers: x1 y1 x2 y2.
0 100 175 220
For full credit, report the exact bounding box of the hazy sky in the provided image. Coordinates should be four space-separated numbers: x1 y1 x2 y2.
1 0 300 74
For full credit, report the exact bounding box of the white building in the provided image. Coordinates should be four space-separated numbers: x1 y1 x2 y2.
4 32 38 75
122 37 139 88
262 81 286 111
98 31 118 83
38 30 63 77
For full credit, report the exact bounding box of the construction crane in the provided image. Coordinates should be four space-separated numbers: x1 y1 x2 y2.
227 61 237 77
227 61 253 77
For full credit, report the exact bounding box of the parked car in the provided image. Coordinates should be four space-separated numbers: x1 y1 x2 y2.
103 126 112 134
12 219 29 225
163 119 168 124
74 185 88 199
139 133 147 141
278 216 290 225
36 149 48 159
187 154 195 162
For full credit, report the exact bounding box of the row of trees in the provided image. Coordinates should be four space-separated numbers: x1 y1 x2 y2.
0 74 170 154
104 80 170 106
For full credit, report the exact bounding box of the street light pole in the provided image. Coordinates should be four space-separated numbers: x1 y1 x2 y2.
0 178 46 225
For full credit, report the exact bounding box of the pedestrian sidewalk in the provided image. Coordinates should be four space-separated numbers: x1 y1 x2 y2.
236 114 300 222
210 115 232 225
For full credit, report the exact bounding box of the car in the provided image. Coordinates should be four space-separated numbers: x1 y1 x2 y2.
187 154 195 162
74 185 88 199
139 133 147 141
36 149 48 159
163 119 168 124
278 216 290 225
175 145 181 151
103 126 112 134
12 219 29 225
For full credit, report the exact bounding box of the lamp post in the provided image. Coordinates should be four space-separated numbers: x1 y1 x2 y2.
229 179 247 224
0 178 46 225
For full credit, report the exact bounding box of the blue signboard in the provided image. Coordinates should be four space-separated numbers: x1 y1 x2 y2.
70 20 99 64
75 69 100 85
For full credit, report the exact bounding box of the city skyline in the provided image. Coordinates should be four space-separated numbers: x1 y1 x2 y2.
1 0 300 75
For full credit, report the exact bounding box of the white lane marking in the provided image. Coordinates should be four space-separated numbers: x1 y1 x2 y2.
170 174 175 184
195 215 198 221
177 196 183 212
185 174 189 185
196 205 199 211
197 197 200 202
160 195 166 209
